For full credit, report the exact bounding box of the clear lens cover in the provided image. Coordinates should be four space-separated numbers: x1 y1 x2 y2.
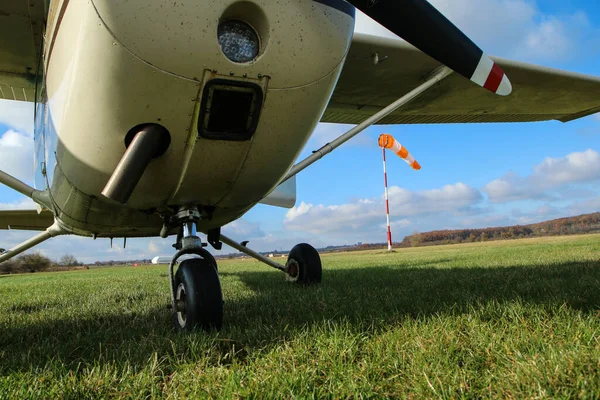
218 21 259 63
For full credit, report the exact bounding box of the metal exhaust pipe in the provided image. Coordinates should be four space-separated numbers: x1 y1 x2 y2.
101 124 170 204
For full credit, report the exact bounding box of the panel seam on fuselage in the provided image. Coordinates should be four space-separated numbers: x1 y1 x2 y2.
89 0 354 90
87 0 201 84
46 0 70 72
312 0 356 19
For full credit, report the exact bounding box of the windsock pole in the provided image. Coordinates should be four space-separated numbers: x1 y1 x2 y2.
382 146 393 251
379 133 421 252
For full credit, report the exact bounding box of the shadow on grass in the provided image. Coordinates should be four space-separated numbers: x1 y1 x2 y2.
225 260 600 326
2 260 600 374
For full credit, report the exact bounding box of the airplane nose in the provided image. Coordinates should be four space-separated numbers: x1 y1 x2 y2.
89 0 353 89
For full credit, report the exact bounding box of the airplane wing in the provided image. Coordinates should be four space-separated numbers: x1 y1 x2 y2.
0 0 47 102
0 210 54 231
322 33 600 125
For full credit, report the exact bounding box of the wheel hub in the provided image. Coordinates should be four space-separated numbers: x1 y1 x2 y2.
285 259 300 282
287 261 299 277
175 283 187 327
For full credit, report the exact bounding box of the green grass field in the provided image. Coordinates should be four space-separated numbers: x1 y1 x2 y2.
1 235 600 398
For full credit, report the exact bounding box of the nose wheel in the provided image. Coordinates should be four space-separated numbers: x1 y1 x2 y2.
173 257 223 332
167 212 322 332
286 243 322 284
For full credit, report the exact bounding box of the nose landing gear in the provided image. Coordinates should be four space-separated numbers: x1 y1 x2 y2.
166 208 322 332
173 257 222 332
168 207 223 332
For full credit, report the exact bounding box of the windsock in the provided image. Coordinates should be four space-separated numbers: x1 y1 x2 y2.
378 134 421 170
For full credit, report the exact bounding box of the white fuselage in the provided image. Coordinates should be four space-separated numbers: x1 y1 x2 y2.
35 0 354 237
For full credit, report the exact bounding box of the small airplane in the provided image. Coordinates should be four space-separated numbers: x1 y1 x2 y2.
1 0 599 331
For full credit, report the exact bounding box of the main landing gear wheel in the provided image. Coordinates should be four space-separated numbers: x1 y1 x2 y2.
286 243 322 284
173 258 223 332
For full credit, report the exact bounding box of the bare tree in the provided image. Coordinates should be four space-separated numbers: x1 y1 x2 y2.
0 259 15 274
18 253 53 273
59 254 79 267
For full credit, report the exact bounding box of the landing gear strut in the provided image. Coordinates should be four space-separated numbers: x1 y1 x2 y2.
168 207 222 332
220 234 322 284
167 209 323 332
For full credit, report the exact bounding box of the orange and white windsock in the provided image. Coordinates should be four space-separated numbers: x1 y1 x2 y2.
378 134 421 251
382 146 393 251
378 134 421 170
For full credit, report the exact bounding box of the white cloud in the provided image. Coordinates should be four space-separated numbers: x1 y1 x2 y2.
0 198 37 210
567 196 600 216
385 219 411 231
0 129 34 183
534 204 559 217
534 149 600 185
509 204 563 225
307 123 373 149
0 99 34 136
285 201 313 222
388 183 482 211
458 213 514 229
222 219 264 238
484 171 549 203
284 182 483 235
147 240 160 254
484 149 600 203
522 16 572 60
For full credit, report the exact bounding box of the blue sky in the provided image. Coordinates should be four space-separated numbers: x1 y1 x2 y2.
1 0 600 263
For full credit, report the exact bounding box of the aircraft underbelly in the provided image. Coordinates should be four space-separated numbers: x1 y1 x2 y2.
42 0 353 235
173 67 344 209
46 0 201 209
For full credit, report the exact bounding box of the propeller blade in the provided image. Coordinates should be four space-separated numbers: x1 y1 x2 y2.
348 0 512 96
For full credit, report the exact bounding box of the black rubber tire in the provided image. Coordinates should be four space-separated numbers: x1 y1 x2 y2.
287 243 322 284
173 258 223 332
202 251 218 272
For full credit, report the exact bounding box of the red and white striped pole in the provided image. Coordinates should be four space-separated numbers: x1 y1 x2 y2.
379 134 421 252
382 146 393 251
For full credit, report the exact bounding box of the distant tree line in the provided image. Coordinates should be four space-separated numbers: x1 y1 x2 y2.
399 212 600 247
338 213 600 252
91 259 151 266
0 253 86 275
3 213 600 271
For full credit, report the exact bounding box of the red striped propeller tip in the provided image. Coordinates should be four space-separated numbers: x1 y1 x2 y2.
470 54 512 96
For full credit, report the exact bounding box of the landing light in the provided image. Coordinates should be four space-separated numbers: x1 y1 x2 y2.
218 20 260 63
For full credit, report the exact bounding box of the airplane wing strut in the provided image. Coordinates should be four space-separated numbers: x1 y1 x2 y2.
0 169 58 263
0 222 65 263
283 66 453 182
